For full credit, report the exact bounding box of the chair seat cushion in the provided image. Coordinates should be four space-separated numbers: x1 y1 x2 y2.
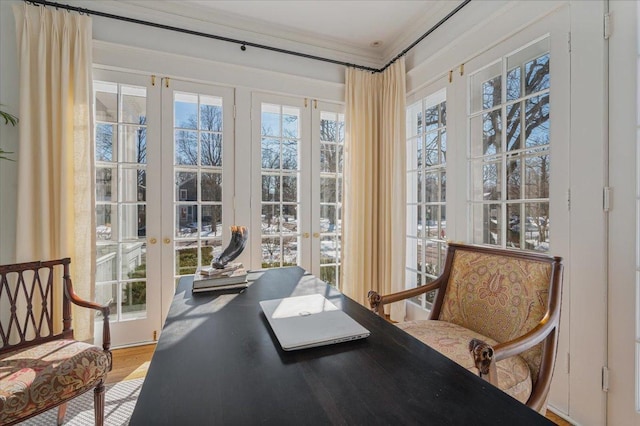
0 339 110 424
396 320 532 404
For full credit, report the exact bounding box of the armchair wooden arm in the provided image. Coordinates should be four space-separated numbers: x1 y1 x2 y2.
63 272 111 354
368 275 446 315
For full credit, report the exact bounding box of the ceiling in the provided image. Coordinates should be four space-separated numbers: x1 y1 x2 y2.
121 0 465 67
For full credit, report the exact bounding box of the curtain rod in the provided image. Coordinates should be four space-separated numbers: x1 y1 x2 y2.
25 0 471 73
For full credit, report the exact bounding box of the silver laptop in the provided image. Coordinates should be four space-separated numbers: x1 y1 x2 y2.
259 293 370 351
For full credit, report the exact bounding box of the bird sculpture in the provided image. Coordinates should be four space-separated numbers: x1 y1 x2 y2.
212 225 248 269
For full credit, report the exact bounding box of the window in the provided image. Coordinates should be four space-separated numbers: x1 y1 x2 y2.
406 90 448 310
468 37 551 251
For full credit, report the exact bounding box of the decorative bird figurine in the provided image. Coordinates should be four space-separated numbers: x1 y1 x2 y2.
212 226 248 269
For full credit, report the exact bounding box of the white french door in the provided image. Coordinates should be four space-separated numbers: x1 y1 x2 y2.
250 93 344 285
160 80 235 322
94 71 235 346
93 69 162 347
452 6 608 422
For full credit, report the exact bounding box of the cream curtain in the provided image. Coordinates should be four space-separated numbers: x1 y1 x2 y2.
342 58 407 322
13 4 95 341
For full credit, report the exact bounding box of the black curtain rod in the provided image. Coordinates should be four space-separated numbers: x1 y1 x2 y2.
24 0 470 74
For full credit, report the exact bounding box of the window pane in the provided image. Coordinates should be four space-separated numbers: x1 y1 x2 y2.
483 161 502 200
121 125 147 164
424 132 438 166
262 175 281 202
95 82 117 122
96 124 116 162
424 105 439 133
175 243 198 275
202 172 222 202
507 157 521 200
96 205 115 241
96 168 116 202
121 85 146 125
175 130 198 165
200 97 223 132
506 102 522 151
262 204 281 234
525 94 550 148
282 140 298 170
176 205 198 238
201 133 222 167
470 61 502 113
175 92 198 129
121 168 146 202
282 107 300 138
176 172 197 202
407 101 422 137
202 205 222 237
320 177 336 203
525 154 550 199
282 176 298 203
261 104 281 137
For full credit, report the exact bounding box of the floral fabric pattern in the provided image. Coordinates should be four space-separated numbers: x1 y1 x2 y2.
397 320 532 404
438 250 552 383
0 339 110 425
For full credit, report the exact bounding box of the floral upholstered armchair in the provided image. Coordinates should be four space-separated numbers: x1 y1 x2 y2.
368 242 563 413
0 258 112 425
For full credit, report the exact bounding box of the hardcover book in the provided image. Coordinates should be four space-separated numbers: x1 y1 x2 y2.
193 267 248 289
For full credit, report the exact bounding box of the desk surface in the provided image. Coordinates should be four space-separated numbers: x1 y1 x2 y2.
130 267 552 425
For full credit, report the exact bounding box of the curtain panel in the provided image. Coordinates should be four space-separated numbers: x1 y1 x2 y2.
13 4 95 341
342 58 407 322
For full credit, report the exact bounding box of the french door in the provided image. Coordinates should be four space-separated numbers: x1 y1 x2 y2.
250 94 344 286
93 70 162 346
94 70 234 346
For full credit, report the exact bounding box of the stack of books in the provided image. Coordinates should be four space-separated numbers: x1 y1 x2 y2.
192 263 249 293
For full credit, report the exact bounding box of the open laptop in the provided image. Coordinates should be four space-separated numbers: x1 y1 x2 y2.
259 293 370 351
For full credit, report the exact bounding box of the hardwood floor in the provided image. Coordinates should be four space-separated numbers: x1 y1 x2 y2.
106 344 156 385
110 344 572 425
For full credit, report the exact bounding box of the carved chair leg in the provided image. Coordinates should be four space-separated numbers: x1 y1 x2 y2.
57 402 68 426
94 381 106 426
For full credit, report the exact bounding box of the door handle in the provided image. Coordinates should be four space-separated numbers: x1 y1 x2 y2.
164 238 171 244
149 238 157 244
303 232 310 238
313 232 320 238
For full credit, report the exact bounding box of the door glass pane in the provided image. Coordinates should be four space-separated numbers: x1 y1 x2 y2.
260 103 302 269
319 111 344 286
469 37 551 252
94 81 148 322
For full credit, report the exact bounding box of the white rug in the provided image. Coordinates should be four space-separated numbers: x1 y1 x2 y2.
17 378 144 426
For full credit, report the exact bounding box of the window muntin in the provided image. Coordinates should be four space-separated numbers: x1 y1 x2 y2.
469 37 551 251
406 90 447 310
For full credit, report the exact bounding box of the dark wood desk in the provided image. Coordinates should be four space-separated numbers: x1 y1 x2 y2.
130 267 552 425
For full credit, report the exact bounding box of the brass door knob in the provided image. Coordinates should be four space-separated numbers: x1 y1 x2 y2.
149 238 157 244
164 238 171 244
303 232 310 238
313 232 320 238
